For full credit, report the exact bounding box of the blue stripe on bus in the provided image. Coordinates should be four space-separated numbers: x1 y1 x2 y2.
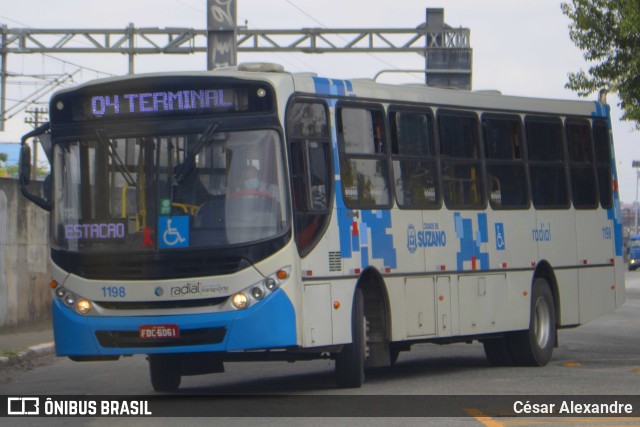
312 77 356 97
594 101 623 257
311 78 398 271
52 289 297 356
362 210 397 269
455 212 490 270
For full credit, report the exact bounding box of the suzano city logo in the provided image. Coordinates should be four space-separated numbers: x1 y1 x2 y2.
407 225 418 253
407 223 447 254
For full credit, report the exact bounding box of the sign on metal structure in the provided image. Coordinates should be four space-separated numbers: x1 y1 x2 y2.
207 0 237 70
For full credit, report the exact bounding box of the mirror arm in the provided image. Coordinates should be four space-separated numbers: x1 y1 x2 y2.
19 122 52 211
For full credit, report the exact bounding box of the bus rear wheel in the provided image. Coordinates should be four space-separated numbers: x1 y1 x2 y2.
335 289 366 388
149 354 181 392
509 278 556 366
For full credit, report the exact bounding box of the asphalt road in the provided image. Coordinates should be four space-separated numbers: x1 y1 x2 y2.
1 271 639 426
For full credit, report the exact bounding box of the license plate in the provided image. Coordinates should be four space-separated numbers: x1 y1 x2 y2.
139 324 180 339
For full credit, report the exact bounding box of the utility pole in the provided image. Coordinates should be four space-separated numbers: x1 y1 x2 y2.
24 108 48 180
1 25 7 132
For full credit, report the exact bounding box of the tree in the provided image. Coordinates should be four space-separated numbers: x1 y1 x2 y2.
0 153 7 177
561 0 640 127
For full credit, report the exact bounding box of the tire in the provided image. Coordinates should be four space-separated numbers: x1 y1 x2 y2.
335 289 366 388
482 337 514 366
509 278 556 366
389 346 401 367
149 354 181 392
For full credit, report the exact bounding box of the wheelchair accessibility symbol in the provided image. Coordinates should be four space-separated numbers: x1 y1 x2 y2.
495 223 505 251
159 216 189 249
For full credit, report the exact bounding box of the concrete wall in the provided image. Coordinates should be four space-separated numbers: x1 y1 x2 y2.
0 178 51 328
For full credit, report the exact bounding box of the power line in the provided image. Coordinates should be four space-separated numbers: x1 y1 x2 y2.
284 1 328 28
175 0 204 13
282 0 421 80
0 14 31 27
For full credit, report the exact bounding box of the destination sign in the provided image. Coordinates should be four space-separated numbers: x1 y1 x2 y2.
89 88 239 118
52 79 274 123
63 220 127 242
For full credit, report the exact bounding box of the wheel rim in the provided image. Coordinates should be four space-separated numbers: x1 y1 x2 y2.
533 296 552 348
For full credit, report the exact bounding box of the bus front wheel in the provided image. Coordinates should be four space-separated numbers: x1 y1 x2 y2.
149 354 181 392
509 278 556 366
335 289 366 388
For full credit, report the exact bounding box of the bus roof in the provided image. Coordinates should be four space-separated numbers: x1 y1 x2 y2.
290 73 607 118
50 63 608 119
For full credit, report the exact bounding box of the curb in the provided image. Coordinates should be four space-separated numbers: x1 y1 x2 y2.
0 342 55 367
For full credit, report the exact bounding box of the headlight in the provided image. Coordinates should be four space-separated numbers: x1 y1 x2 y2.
76 299 92 315
229 266 291 310
251 286 265 300
232 293 249 310
265 278 278 291
64 294 76 307
53 285 93 315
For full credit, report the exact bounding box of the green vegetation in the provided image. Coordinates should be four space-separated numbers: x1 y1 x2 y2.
562 0 640 127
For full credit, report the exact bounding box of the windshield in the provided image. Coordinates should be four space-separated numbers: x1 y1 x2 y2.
52 129 289 253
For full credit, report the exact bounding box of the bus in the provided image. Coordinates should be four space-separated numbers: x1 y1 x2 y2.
20 62 625 391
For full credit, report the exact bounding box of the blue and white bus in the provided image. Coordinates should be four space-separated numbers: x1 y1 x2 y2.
20 62 625 391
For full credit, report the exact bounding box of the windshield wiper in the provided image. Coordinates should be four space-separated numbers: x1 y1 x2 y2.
173 121 222 184
96 129 136 187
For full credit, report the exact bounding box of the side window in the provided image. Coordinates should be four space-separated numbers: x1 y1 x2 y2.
390 109 440 209
338 106 391 209
525 117 569 209
592 119 613 208
438 111 484 209
286 101 332 256
482 115 529 209
566 119 597 209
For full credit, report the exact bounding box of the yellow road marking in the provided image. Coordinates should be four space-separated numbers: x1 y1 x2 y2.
464 408 505 427
464 409 640 427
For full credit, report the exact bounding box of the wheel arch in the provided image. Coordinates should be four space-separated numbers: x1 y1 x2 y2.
355 266 392 341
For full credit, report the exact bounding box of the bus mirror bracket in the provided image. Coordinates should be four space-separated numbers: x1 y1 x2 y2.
19 122 52 211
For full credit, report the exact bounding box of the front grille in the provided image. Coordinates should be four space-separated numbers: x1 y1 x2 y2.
95 296 227 310
74 256 246 280
96 327 227 348
52 250 249 280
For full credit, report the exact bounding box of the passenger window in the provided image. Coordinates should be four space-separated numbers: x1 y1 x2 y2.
525 117 569 209
390 110 440 209
592 119 613 208
338 106 391 208
482 115 529 209
438 111 484 209
566 119 597 209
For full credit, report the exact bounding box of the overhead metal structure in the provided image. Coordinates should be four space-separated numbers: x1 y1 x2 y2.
0 4 471 130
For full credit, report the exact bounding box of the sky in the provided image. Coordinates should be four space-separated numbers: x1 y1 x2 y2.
1 0 639 204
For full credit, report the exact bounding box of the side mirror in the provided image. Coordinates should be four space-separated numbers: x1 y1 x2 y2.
19 123 52 211
19 144 32 186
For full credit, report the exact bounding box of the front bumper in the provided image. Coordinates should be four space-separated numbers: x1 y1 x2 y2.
52 289 297 356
